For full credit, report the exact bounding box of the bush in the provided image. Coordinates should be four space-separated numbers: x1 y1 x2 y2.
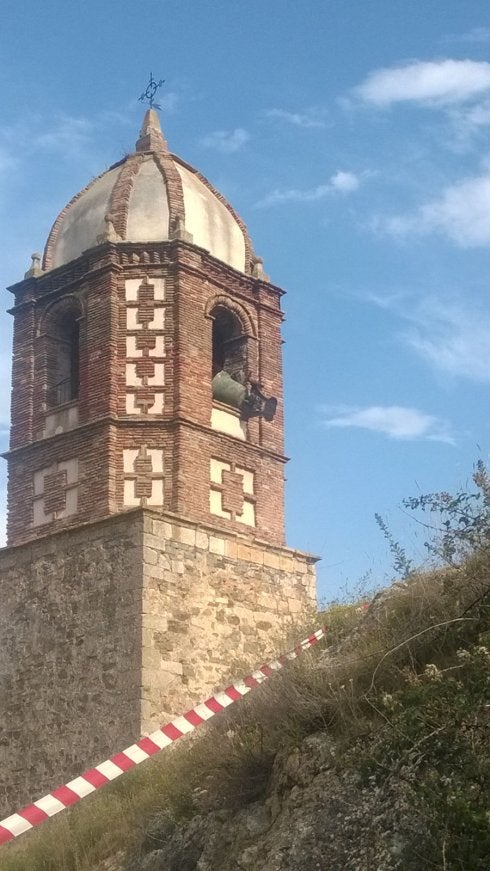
358 643 490 869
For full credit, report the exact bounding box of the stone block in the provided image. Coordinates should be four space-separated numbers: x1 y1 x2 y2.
288 597 303 614
143 514 154 534
177 525 196 547
248 546 264 565
144 569 165 588
225 539 238 559
148 670 176 690
209 536 225 555
144 533 163 551
196 530 209 550
160 660 183 676
256 620 273 631
143 547 158 565
257 593 278 611
237 543 252 562
152 519 167 539
141 646 162 669
263 550 280 570
141 627 154 647
163 522 174 539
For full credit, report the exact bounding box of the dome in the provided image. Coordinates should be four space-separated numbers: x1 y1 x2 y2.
42 110 254 274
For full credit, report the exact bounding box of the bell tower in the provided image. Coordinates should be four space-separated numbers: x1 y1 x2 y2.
0 108 317 817
6 109 286 547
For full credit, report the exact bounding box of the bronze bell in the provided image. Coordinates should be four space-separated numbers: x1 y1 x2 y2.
212 371 247 409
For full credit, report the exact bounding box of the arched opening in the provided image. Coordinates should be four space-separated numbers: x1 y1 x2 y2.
209 303 278 424
211 306 249 411
211 306 248 381
45 305 80 407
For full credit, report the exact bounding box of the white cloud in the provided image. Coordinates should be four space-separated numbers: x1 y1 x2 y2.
200 128 250 154
379 171 490 247
444 26 490 44
369 294 490 384
321 404 454 443
257 170 361 207
445 98 490 146
330 170 360 192
0 113 98 167
458 99 490 128
404 301 490 383
34 115 93 156
265 108 327 129
355 59 490 107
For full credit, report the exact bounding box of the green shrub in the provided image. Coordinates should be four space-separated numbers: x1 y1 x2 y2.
358 643 490 869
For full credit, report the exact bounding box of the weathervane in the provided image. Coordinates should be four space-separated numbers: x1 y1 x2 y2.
139 73 165 110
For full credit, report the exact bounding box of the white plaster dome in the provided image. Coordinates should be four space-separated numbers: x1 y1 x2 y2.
42 110 253 275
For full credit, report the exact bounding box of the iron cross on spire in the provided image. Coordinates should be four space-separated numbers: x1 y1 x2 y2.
139 73 165 110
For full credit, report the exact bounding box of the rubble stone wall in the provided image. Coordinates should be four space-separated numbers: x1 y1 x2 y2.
0 509 316 816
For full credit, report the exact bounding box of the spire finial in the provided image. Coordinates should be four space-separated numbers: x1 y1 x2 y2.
136 73 168 153
139 73 165 110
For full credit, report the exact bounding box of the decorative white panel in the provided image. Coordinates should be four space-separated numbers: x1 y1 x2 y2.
125 278 143 301
32 458 79 527
210 458 231 484
123 445 164 508
124 276 166 416
236 466 254 495
209 459 256 526
209 489 232 519
236 500 255 526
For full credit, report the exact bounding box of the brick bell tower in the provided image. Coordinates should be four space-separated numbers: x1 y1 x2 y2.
6 109 286 547
0 109 317 816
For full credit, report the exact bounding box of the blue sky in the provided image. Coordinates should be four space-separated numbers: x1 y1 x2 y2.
2 0 490 601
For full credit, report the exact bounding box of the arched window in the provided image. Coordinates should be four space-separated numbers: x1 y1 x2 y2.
211 306 248 381
210 302 277 422
44 303 81 407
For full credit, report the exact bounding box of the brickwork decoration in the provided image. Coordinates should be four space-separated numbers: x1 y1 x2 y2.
42 470 68 514
123 445 164 506
210 458 256 526
125 276 165 415
32 459 79 527
7 110 287 546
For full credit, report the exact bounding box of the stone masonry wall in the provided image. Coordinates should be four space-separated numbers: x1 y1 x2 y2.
0 512 144 816
0 509 316 817
139 512 317 730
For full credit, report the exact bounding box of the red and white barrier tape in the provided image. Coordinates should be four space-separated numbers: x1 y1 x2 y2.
0 627 325 845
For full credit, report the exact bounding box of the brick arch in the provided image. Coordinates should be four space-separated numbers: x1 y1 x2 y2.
37 296 85 408
106 154 144 241
205 294 257 339
37 294 84 337
152 152 186 234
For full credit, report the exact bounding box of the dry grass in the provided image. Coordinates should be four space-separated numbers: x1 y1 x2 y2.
2 552 488 871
